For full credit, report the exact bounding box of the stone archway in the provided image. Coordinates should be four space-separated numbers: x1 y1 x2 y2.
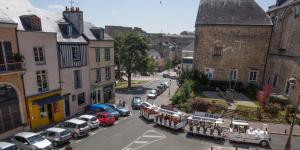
0 84 22 134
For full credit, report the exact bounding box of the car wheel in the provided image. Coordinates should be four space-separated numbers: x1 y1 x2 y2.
73 133 79 138
260 140 268 147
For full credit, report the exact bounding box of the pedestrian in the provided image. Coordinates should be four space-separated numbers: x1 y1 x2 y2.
122 101 126 107
119 100 122 106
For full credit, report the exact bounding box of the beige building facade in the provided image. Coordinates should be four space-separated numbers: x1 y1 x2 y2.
264 0 300 105
194 0 273 85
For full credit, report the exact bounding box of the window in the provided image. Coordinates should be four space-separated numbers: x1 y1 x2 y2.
273 75 278 88
39 105 47 118
96 68 101 82
205 68 214 80
72 95 76 102
249 70 259 82
36 70 48 93
230 69 238 81
48 132 56 137
105 48 110 61
77 92 85 105
95 48 100 62
74 70 82 89
68 25 72 37
285 79 291 95
33 47 45 64
105 67 111 80
72 46 81 62
213 47 222 56
31 17 41 31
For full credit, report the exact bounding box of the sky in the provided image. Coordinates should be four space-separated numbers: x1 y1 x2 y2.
29 0 277 34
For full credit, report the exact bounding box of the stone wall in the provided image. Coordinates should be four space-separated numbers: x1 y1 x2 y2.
264 2 300 105
194 25 272 85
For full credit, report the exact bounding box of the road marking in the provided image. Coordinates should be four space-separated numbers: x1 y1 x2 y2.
121 130 166 150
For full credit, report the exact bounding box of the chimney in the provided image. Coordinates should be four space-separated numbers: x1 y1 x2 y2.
63 6 84 34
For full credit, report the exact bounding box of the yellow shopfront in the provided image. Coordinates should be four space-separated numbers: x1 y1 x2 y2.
26 90 64 129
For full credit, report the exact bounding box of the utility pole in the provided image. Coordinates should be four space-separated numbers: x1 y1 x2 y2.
285 78 300 150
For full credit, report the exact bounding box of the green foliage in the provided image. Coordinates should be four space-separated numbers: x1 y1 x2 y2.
164 58 172 71
264 103 281 116
115 33 150 88
245 82 261 98
180 79 193 100
147 58 156 75
13 52 25 62
208 80 243 92
269 95 289 109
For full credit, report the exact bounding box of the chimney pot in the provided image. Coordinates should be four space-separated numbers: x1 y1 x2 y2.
71 7 74 12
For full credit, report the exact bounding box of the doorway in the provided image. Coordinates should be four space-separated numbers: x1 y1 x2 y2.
47 104 53 122
63 95 70 117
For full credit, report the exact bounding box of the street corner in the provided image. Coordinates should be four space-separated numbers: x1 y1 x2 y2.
121 130 166 150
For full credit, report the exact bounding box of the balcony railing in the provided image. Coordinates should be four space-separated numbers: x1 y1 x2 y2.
0 62 26 73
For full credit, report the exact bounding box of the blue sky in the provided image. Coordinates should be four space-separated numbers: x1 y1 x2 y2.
30 0 277 34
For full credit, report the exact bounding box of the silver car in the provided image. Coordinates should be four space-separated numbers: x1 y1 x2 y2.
40 127 72 147
0 142 18 150
57 119 90 138
77 115 99 130
11 132 52 150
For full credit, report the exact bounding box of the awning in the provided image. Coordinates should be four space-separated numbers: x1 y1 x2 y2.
33 94 63 106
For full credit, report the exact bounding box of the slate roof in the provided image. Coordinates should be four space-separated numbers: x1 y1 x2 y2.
268 0 299 12
83 22 113 41
0 9 15 24
195 0 273 26
0 0 87 44
182 41 194 51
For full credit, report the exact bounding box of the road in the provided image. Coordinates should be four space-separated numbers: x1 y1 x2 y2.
67 79 300 150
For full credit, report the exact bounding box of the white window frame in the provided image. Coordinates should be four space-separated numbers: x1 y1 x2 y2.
249 70 259 82
105 48 110 61
33 47 46 65
95 48 100 62
72 46 81 62
284 79 291 96
68 25 72 37
230 69 238 81
205 67 215 80
36 70 49 93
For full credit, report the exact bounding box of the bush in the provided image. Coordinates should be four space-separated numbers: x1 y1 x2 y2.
207 80 243 92
270 95 289 109
180 79 193 100
192 97 209 112
171 90 183 105
245 82 261 98
264 103 281 116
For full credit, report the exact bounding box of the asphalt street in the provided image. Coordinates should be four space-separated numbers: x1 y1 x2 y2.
66 79 300 150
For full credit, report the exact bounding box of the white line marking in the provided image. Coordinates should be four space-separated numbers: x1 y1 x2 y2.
133 141 149 144
121 130 166 150
142 135 163 138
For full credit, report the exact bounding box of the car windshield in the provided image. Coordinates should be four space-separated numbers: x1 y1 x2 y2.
149 91 155 94
78 117 89 122
116 105 124 109
91 117 97 121
134 98 141 103
27 135 45 144
105 107 114 112
78 122 88 128
60 130 70 136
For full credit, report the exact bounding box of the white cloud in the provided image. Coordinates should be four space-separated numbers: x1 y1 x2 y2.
111 10 120 15
48 4 64 10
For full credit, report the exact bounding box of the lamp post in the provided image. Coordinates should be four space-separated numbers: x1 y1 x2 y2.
284 77 300 150
169 79 171 97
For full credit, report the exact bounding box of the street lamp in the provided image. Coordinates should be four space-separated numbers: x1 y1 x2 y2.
284 77 300 150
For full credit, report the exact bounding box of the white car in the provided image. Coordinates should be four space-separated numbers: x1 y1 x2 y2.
147 90 157 99
57 118 90 138
11 132 52 150
163 81 169 88
78 115 100 129
0 142 17 150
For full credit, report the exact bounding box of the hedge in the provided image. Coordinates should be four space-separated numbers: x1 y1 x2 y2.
269 95 289 108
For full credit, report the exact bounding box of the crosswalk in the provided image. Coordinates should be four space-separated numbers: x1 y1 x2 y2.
122 130 166 150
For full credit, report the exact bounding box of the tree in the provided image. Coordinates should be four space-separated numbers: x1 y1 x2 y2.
114 35 124 80
164 58 172 73
117 33 150 89
147 58 156 75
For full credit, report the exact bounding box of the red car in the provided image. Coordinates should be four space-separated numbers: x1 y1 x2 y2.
95 112 115 127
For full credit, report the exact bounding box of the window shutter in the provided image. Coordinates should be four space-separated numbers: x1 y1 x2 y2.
3 41 14 63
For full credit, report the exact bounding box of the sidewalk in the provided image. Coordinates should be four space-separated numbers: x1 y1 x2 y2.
249 122 300 136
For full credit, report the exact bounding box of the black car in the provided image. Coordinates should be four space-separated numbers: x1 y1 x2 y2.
131 97 143 110
157 85 164 95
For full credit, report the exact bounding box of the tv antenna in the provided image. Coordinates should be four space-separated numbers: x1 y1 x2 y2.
70 0 75 7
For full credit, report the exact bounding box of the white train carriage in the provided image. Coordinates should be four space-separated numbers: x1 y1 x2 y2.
153 108 187 130
185 112 226 139
229 120 271 147
140 102 159 120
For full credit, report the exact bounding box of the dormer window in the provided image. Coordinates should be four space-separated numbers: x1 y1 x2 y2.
31 17 41 31
90 27 104 40
68 25 73 37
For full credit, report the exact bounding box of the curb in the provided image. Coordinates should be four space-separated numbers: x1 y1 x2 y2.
269 132 300 137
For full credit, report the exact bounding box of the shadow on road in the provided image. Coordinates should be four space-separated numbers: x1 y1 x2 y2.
186 133 226 145
152 124 185 135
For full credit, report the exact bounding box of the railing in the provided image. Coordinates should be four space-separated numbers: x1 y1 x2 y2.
0 62 26 73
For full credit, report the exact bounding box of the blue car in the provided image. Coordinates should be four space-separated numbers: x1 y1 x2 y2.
87 104 120 119
105 104 130 116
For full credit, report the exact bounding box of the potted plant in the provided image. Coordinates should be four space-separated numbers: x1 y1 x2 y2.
13 52 25 62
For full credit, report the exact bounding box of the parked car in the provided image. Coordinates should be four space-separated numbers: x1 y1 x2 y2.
11 132 52 150
162 74 170 78
147 89 157 99
95 112 116 126
156 85 164 95
40 127 72 147
77 115 99 130
131 96 143 109
57 119 90 138
163 81 169 88
0 142 18 150
105 104 130 116
87 104 120 120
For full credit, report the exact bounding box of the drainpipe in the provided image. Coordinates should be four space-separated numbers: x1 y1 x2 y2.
262 26 274 86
